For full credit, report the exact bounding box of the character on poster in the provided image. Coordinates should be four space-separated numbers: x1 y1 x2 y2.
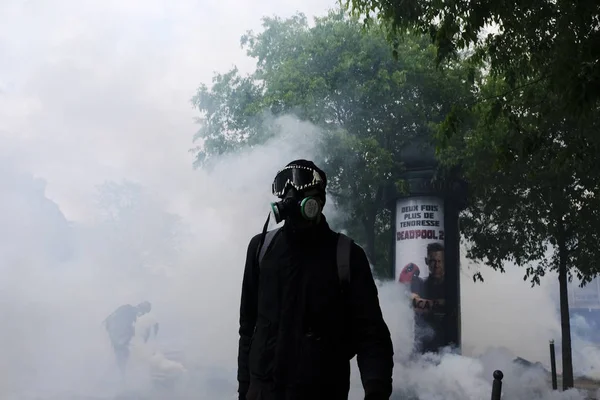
395 197 447 354
410 242 446 353
398 263 420 284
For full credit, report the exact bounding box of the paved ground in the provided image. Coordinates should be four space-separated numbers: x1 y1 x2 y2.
549 376 600 399
7 352 600 400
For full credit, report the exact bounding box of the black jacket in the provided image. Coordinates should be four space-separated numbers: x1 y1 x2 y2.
237 217 394 400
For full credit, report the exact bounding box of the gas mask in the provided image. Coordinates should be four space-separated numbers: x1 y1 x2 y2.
270 191 323 224
270 164 326 224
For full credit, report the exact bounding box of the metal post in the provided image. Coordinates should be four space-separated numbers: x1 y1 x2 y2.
491 370 503 400
550 340 558 390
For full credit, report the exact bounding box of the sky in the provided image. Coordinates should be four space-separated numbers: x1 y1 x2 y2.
0 0 331 220
1 0 599 399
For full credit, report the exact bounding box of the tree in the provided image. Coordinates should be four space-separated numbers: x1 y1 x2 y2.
191 9 475 275
94 180 187 278
436 75 600 388
344 0 600 385
344 0 600 118
0 166 74 265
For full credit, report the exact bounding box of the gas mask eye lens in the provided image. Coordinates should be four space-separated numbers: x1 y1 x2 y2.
272 165 323 196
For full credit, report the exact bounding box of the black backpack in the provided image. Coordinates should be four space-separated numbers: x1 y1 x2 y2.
256 227 353 291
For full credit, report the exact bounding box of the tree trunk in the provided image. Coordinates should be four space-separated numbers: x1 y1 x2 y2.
362 186 385 272
363 215 377 267
557 222 574 390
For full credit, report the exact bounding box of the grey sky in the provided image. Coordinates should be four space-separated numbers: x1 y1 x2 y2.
0 0 336 220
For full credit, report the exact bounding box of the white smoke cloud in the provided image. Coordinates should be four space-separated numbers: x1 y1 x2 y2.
1 0 599 399
0 115 327 399
367 273 596 400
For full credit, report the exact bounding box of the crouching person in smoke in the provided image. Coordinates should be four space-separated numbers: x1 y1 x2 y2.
103 300 156 375
237 160 394 400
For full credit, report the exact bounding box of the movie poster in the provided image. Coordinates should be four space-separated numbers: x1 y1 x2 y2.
395 196 446 353
570 278 600 309
569 278 600 344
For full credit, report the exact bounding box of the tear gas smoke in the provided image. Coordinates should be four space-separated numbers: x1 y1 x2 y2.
1 1 599 399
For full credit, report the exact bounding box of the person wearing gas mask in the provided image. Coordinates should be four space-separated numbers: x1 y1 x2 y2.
237 160 394 400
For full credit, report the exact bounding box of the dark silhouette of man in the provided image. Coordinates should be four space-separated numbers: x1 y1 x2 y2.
410 242 446 354
237 160 394 400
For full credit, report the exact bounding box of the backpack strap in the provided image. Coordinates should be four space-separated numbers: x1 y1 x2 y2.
257 227 281 267
336 233 352 291
257 228 352 287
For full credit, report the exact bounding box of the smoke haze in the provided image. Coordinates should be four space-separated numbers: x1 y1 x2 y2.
1 1 598 399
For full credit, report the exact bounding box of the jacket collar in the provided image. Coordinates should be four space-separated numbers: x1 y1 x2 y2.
282 214 331 244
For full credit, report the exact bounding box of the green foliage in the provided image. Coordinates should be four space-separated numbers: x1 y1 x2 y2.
344 0 599 383
191 8 475 276
95 180 187 276
437 76 600 285
190 68 268 167
435 73 600 387
342 0 600 284
344 0 600 118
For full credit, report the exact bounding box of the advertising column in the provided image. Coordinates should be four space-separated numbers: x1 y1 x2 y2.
569 278 600 344
395 196 448 354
